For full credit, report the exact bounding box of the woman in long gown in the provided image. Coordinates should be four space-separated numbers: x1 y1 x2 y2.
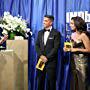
64 16 90 90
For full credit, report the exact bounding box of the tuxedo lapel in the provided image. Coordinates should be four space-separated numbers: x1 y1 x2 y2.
41 30 45 50
41 31 44 45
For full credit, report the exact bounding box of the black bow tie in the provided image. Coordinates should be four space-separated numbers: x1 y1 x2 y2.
44 29 50 32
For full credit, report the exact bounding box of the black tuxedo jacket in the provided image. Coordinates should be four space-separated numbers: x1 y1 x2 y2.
36 28 60 69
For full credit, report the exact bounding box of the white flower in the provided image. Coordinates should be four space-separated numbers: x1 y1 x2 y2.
0 24 4 28
0 11 31 38
26 28 30 32
2 29 8 35
4 11 10 16
30 31 32 36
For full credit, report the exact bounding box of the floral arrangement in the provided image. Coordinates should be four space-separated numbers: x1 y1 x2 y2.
0 11 31 39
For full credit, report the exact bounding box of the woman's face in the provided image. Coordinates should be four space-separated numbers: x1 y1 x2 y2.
70 20 76 31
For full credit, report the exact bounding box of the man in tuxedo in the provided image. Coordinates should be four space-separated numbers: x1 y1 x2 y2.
35 15 60 90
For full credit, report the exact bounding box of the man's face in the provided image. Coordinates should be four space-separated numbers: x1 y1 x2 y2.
43 17 52 28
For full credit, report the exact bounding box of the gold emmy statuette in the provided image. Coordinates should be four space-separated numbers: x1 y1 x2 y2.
36 58 45 71
64 42 72 51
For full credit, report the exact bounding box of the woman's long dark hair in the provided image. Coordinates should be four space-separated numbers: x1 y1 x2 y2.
71 16 90 39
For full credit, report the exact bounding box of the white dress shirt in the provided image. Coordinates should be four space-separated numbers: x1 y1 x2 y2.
44 26 52 45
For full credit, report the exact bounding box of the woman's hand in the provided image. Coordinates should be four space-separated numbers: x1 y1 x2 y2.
63 46 71 52
70 48 78 52
63 47 78 52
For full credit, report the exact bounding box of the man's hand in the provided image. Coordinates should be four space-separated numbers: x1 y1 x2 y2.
40 55 48 63
0 34 8 44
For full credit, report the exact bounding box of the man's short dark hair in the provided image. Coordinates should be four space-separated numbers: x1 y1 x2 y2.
44 15 54 21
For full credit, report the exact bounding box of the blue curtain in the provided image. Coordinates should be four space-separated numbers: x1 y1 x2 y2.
0 0 90 90
66 0 90 12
